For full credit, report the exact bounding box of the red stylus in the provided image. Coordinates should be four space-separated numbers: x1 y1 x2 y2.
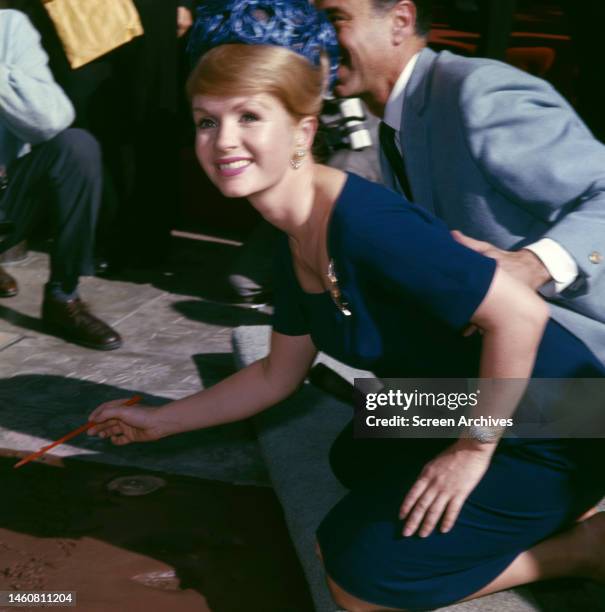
13 395 142 469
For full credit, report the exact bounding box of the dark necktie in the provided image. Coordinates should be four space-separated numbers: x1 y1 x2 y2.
379 121 413 202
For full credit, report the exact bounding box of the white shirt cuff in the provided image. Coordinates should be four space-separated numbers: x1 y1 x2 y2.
523 238 578 297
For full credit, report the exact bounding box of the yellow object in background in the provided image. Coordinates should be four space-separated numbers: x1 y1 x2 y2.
42 0 144 68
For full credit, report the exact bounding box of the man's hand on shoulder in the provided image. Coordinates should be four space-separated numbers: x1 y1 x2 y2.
451 230 551 291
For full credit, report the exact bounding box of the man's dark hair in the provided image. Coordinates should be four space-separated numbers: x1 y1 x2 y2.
371 0 433 37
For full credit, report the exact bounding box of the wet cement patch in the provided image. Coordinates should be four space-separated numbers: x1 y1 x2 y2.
0 455 312 612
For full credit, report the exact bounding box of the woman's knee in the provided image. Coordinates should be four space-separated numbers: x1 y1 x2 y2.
317 541 406 612
325 573 407 612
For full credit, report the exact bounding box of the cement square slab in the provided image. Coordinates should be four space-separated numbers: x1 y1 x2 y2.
0 332 21 351
114 293 271 358
0 371 269 485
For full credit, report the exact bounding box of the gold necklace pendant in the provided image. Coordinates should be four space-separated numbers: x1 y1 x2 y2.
327 259 352 317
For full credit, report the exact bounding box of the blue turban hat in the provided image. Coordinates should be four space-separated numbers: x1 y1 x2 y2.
187 0 340 91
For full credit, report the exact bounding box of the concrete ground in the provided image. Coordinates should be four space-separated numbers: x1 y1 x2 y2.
0 235 271 484
0 234 315 612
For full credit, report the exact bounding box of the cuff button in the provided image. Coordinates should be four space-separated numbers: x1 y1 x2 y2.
589 251 603 264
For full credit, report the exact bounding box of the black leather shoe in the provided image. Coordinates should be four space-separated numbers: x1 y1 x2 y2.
0 265 18 297
42 296 122 350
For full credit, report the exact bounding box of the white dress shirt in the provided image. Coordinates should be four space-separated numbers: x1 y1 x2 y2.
381 54 578 295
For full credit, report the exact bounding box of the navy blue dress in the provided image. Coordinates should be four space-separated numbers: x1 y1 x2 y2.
273 172 605 610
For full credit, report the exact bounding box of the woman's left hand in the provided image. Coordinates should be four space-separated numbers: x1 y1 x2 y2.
399 440 494 538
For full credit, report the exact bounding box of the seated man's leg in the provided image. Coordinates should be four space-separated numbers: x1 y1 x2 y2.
1 128 122 350
0 218 18 297
0 174 20 298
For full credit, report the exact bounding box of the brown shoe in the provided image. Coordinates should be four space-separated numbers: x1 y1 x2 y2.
42 296 122 350
0 265 18 297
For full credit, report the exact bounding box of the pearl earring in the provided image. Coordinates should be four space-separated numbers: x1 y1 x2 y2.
290 148 306 169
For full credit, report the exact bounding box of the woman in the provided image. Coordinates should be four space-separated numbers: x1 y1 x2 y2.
88 1 605 610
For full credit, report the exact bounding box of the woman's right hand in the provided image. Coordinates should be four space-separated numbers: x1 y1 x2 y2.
87 399 165 445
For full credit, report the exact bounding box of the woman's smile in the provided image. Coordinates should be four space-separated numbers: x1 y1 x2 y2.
216 157 253 177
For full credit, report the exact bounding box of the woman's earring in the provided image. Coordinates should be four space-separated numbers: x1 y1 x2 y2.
290 148 306 170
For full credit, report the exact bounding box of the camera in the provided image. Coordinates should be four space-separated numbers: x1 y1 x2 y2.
320 96 373 152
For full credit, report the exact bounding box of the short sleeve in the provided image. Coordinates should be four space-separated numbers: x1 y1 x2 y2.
272 234 310 336
344 180 497 331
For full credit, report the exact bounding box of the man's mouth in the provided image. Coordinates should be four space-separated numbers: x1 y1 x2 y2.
337 64 350 82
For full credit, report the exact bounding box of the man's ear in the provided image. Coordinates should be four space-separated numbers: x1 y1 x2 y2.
296 116 319 150
392 0 417 45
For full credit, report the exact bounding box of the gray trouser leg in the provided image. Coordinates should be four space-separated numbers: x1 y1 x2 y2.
0 128 102 292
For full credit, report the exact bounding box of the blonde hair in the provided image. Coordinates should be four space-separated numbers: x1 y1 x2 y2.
186 44 324 120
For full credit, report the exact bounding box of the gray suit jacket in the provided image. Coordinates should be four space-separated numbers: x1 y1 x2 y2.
380 48 605 363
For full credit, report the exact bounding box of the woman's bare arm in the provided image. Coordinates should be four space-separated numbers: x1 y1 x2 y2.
88 331 317 442
399 265 550 537
471 266 550 380
153 331 318 436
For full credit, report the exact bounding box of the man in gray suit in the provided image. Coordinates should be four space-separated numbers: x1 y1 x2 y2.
317 0 605 363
